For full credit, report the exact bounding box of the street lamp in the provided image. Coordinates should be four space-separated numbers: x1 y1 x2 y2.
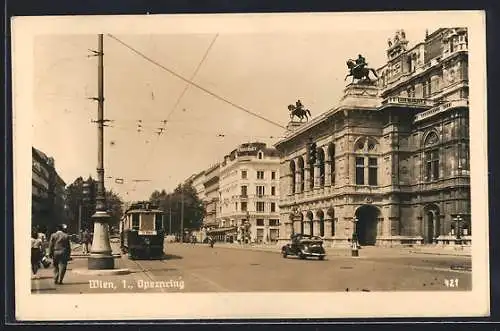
352 217 359 257
88 34 114 270
455 215 463 245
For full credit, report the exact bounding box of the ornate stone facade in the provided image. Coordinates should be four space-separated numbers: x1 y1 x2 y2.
275 28 470 247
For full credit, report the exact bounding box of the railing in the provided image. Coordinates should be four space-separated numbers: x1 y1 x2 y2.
414 99 468 122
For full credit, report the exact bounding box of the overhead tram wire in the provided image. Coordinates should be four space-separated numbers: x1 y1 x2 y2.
134 33 220 181
106 34 286 130
107 34 221 198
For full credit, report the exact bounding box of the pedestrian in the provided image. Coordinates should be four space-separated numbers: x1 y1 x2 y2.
31 230 43 279
48 224 71 285
81 228 91 255
37 227 48 258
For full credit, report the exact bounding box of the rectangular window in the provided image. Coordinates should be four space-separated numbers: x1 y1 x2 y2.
368 157 378 186
257 171 264 179
235 202 238 211
425 149 440 181
241 170 247 179
256 219 265 226
256 186 265 196
355 157 365 185
241 202 247 212
155 213 163 230
132 214 140 230
431 150 439 180
271 186 276 196
256 201 265 212
241 186 247 197
270 202 276 212
271 171 276 180
269 219 280 226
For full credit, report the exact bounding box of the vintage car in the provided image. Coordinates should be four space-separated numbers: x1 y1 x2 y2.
281 234 326 260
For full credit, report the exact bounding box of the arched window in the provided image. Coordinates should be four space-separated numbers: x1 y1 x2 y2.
258 151 263 159
317 147 325 187
298 157 305 193
289 160 296 194
424 131 440 181
328 144 335 186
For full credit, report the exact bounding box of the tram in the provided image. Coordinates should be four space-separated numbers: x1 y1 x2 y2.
120 201 165 259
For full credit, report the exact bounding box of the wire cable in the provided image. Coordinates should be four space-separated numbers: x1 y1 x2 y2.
107 33 286 130
107 34 222 198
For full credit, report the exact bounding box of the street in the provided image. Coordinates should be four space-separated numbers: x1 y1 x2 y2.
31 243 472 294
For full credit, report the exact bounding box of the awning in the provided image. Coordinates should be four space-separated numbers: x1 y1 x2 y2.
206 226 237 234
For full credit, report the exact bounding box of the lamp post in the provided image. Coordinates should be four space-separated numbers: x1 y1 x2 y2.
352 217 359 257
245 211 250 244
455 215 462 245
88 34 114 270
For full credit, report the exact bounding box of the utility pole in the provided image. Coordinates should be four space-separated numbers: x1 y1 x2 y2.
180 187 184 243
78 204 82 232
169 202 172 235
88 34 114 270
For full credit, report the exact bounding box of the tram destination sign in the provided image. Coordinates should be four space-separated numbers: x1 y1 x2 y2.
138 230 157 235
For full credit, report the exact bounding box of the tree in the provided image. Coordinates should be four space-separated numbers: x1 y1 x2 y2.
148 183 205 235
105 190 124 228
65 176 124 233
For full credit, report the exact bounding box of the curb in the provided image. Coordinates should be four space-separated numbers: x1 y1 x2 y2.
216 245 471 257
71 253 122 258
408 250 471 257
71 268 131 276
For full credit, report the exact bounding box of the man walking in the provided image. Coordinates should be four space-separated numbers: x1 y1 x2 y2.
49 224 71 285
81 228 91 255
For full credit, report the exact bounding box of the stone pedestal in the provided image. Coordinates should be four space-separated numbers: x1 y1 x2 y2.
339 83 380 109
286 121 306 135
88 211 114 270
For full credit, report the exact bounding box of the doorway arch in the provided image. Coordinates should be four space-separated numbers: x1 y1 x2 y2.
355 205 380 246
423 205 440 244
316 209 325 237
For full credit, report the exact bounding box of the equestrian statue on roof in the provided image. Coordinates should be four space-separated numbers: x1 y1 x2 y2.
288 99 312 122
345 54 379 84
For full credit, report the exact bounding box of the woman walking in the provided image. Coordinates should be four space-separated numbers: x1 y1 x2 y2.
31 230 43 279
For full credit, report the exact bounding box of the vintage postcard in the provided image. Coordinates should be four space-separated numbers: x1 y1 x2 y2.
12 11 489 320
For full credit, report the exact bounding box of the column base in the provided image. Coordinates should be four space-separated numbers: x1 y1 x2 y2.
88 254 115 270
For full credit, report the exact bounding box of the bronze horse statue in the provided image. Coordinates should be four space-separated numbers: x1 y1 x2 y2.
345 59 379 84
288 104 311 122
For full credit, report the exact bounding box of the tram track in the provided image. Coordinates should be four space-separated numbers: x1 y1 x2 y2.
127 255 230 292
126 258 168 293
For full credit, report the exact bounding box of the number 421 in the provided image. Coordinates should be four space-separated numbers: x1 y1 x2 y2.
444 278 459 288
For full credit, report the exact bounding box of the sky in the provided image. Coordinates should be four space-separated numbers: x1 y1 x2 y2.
33 24 434 202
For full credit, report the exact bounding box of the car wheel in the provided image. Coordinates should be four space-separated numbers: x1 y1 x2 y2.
299 252 306 260
319 256 325 260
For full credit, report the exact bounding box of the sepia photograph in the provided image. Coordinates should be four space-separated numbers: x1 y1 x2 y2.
12 11 489 320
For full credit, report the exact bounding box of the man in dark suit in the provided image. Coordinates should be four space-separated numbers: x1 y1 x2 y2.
49 224 71 284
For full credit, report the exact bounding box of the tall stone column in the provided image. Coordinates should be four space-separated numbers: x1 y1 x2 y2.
304 167 311 192
325 161 332 186
324 218 333 238
314 163 321 189
288 173 294 195
313 220 321 236
295 171 302 194
303 220 311 235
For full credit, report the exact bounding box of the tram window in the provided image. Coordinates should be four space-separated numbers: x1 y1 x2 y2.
132 214 140 230
155 214 163 230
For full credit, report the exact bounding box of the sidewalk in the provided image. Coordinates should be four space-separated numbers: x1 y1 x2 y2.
210 242 471 257
32 243 132 293
70 242 122 258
